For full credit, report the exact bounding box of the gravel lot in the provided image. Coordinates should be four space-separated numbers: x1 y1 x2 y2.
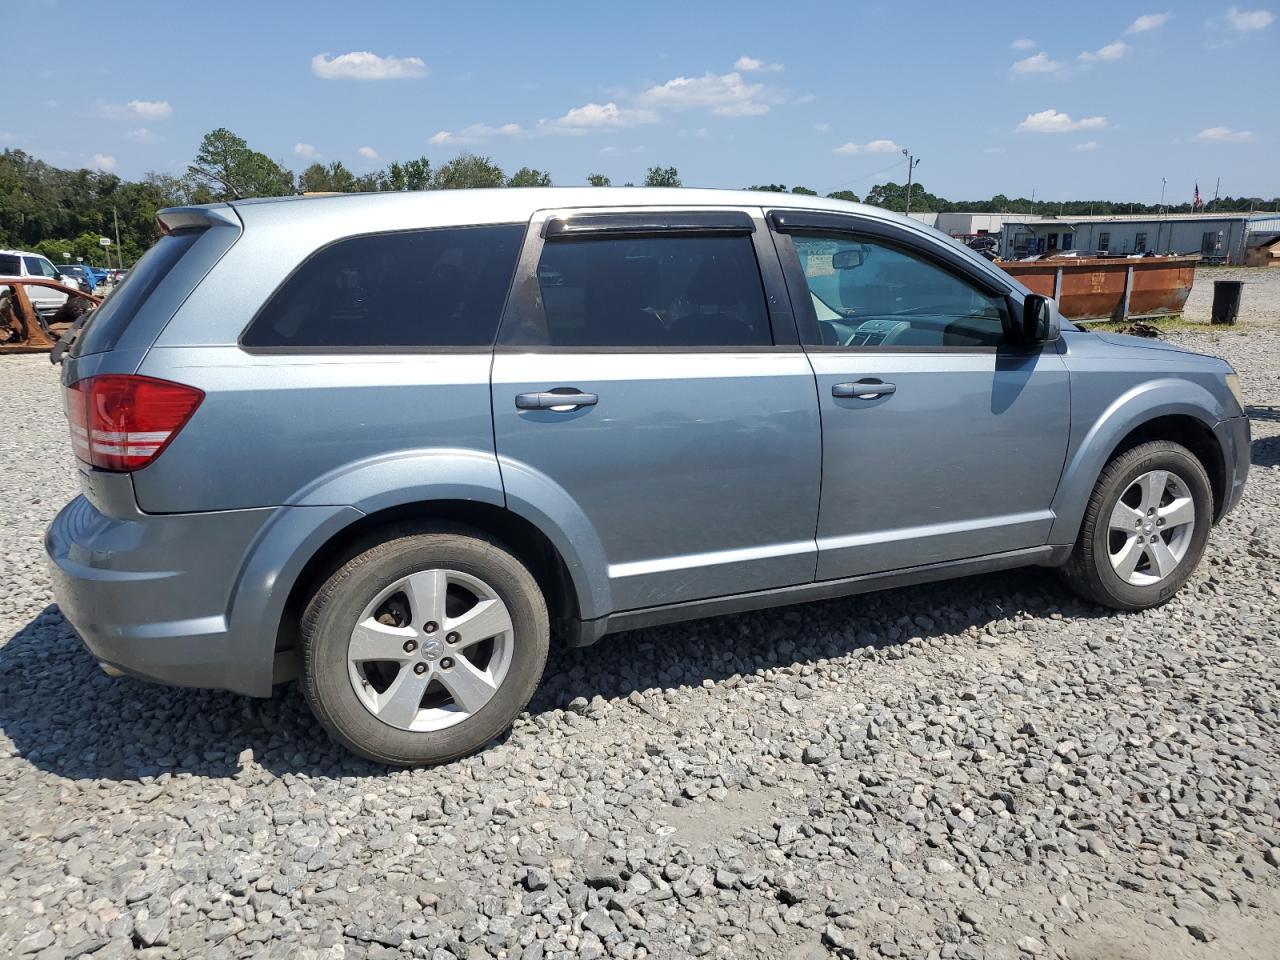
2 272 1278 960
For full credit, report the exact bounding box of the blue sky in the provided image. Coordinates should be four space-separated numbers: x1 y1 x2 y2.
5 1 1276 203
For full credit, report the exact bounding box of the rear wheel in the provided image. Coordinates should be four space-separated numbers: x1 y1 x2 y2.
300 527 548 765
1062 440 1212 610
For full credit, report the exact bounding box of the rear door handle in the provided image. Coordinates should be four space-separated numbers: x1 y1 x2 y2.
832 379 896 400
515 390 599 411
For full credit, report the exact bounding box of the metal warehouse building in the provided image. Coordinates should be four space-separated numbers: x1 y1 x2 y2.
1000 212 1280 265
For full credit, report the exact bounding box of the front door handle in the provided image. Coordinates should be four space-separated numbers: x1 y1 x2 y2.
515 390 599 411
833 379 897 400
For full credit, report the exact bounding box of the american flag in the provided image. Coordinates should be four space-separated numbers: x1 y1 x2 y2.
1193 182 1204 212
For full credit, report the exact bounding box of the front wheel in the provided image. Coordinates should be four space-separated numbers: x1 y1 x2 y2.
300 526 549 765
1062 440 1213 610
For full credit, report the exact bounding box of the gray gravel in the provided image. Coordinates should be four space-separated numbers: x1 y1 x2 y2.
2 310 1279 960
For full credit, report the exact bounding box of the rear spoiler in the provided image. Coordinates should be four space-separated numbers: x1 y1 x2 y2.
156 205 240 234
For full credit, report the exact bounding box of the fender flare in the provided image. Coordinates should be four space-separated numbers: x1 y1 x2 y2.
1048 378 1224 545
227 449 613 694
290 447 612 619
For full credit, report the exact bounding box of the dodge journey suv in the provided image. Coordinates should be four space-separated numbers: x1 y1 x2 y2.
46 189 1250 765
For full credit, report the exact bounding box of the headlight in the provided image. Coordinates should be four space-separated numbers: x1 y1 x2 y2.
1224 371 1245 414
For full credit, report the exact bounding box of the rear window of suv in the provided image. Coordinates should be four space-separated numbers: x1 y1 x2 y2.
72 229 202 358
241 224 524 350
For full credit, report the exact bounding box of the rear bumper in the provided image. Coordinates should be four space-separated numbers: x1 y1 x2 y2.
1214 415 1250 521
45 495 280 695
45 492 359 697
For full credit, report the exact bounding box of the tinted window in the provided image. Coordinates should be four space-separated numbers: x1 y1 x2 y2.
793 234 1006 348
242 225 524 349
510 235 770 348
72 230 201 358
0 255 21 275
24 256 59 278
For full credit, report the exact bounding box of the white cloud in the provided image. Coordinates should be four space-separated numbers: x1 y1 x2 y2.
538 101 658 133
733 55 783 73
813 122 831 133
357 146 379 160
1011 37 1036 49
1017 108 1107 133
92 154 116 170
123 127 157 143
1194 126 1255 142
294 142 319 159
311 51 427 80
1073 141 1099 151
128 99 171 119
983 146 1007 154
638 70 781 116
833 138 902 155
599 146 620 155
1126 12 1171 34
1079 41 1128 62
428 122 522 145
1012 52 1065 74
99 99 172 120
1225 6 1274 31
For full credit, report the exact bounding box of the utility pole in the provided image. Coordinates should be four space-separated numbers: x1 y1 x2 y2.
112 206 122 270
901 148 921 214
1212 176 1220 212
1159 177 1167 216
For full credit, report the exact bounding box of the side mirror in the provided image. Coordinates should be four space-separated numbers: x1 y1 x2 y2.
1020 294 1060 344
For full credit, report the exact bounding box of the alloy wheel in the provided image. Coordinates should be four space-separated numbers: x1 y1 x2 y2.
346 568 514 731
1107 469 1197 586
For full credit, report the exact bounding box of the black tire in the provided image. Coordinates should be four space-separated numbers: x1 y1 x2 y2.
1061 440 1212 610
300 525 549 766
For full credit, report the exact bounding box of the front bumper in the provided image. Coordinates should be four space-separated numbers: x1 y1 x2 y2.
45 494 281 695
1213 415 1250 521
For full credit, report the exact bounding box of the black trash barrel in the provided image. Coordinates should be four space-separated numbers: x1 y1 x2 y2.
1211 280 1244 325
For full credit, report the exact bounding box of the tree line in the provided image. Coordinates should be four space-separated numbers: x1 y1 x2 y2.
2 126 1275 266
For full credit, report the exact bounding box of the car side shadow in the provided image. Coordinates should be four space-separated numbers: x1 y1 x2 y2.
1251 434 1280 468
0 567 1109 781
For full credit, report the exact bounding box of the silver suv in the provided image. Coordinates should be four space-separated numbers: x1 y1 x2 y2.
46 190 1250 765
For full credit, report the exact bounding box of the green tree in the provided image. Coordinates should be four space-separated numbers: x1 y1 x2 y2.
748 183 788 192
643 165 681 188
508 167 552 187
587 173 611 187
187 128 294 200
826 190 860 203
790 186 817 196
433 153 506 190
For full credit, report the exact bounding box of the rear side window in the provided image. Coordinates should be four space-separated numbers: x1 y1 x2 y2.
0 255 20 275
72 229 202 358
507 235 771 348
242 224 524 350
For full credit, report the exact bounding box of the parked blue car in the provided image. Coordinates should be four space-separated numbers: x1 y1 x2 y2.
45 189 1249 764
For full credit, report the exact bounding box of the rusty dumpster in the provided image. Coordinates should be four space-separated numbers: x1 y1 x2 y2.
997 255 1198 322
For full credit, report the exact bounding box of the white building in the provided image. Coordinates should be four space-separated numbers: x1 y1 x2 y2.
999 212 1280 264
908 212 1013 237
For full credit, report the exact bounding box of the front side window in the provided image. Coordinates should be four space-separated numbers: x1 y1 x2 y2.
24 256 59 278
792 233 1007 348
507 234 771 348
242 224 524 349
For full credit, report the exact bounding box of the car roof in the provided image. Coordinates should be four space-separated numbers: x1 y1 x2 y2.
0 249 46 258
204 187 920 233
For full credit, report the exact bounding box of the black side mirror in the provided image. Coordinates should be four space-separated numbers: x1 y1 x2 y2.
832 247 868 270
1020 294 1060 345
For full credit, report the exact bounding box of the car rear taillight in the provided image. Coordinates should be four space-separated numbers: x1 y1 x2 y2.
66 375 203 471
